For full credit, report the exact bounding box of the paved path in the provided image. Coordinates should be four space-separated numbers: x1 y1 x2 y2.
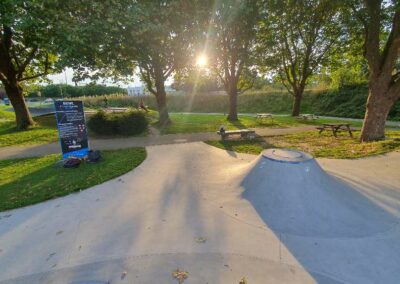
0 142 400 283
0 126 315 160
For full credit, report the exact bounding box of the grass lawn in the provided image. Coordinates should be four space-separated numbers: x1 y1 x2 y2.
0 106 393 147
0 107 59 147
206 130 400 159
0 117 58 147
0 147 146 212
0 107 152 147
156 113 364 134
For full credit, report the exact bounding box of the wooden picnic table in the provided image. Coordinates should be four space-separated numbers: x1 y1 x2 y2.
105 107 129 113
316 123 353 137
217 129 256 140
256 113 274 122
296 114 318 121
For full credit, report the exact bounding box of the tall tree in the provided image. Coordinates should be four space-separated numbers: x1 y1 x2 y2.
352 1 400 142
131 1 201 125
0 0 59 129
208 0 259 121
257 0 342 116
63 1 205 126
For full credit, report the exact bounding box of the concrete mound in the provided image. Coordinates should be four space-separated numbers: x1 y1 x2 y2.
242 149 397 238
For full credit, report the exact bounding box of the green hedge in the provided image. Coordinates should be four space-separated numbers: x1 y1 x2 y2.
88 110 148 136
309 84 400 120
309 85 370 119
80 85 400 120
79 92 296 114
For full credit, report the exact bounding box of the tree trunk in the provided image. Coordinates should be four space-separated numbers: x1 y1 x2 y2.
4 81 34 130
359 2 400 141
360 88 395 142
155 90 170 126
291 93 302 116
154 77 171 126
227 86 238 121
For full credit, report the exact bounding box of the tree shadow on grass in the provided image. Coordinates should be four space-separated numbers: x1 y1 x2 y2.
0 121 19 135
230 117 278 129
0 149 146 212
0 115 56 138
34 114 57 128
229 119 247 129
0 161 87 213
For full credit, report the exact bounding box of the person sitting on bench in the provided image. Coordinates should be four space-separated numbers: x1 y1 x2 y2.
138 98 149 112
219 125 226 135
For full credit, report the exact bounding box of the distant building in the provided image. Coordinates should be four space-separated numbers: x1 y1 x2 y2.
127 86 149 97
127 85 181 96
165 85 175 93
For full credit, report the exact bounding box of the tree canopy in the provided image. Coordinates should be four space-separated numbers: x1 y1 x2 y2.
1 0 399 141
0 0 63 128
59 0 208 125
257 0 343 116
207 0 259 121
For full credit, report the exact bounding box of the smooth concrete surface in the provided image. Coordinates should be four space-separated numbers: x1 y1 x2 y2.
240 149 398 237
0 142 400 283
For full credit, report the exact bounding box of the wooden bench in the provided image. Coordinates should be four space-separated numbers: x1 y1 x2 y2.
296 114 318 121
105 107 129 113
256 113 274 123
217 129 256 140
316 123 354 137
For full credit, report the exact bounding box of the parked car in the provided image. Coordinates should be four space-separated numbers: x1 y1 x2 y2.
44 98 54 103
4 98 10 105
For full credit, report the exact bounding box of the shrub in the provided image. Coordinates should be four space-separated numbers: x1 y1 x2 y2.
87 110 118 135
88 110 148 136
117 111 148 135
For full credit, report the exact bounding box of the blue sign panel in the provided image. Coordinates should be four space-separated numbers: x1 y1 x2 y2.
54 100 89 159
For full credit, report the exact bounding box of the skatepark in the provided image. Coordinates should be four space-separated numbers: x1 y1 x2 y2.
1 142 400 284
3 1 400 283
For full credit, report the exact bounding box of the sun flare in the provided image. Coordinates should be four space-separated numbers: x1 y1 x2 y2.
196 54 207 67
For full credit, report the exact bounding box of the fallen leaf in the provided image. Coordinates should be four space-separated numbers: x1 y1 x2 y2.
121 271 127 280
172 268 188 284
195 237 207 243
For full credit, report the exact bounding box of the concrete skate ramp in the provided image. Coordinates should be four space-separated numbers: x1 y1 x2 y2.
242 149 398 238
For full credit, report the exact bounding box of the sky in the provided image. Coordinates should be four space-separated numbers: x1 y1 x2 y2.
47 53 206 87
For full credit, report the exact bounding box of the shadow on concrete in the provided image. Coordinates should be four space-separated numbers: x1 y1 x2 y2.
0 145 230 283
241 155 400 283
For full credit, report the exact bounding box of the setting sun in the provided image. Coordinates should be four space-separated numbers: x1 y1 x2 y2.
196 54 207 66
